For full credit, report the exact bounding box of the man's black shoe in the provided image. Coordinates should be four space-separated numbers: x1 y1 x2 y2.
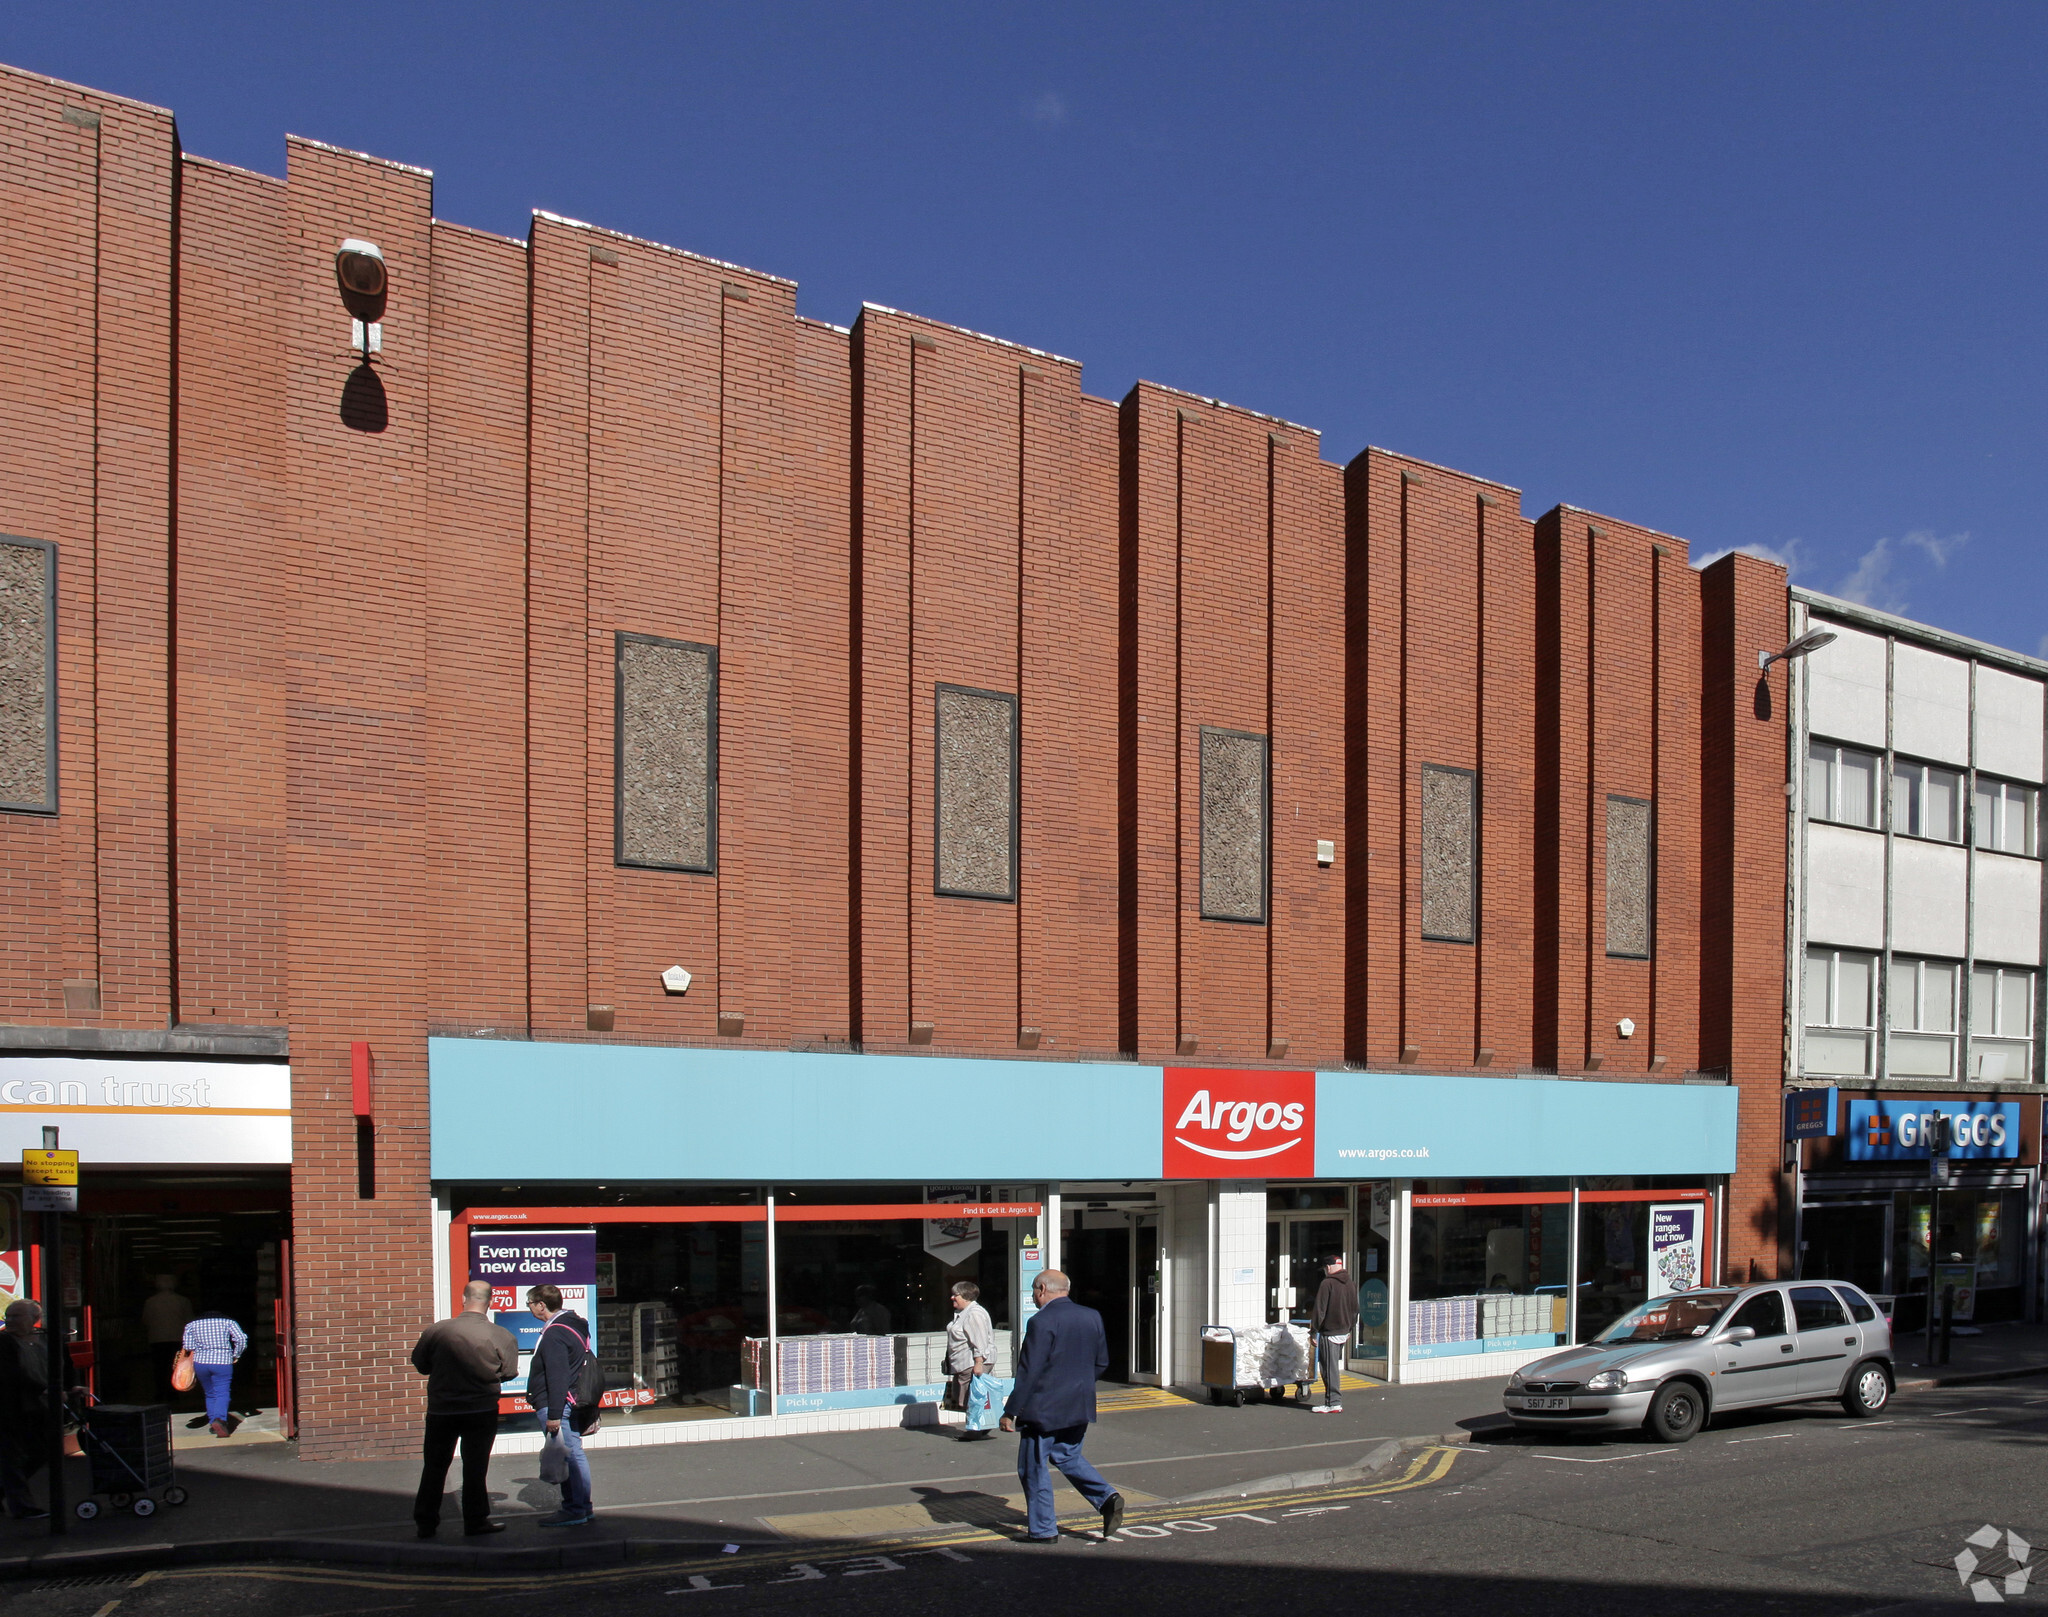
1099 1493 1125 1538
1023 1533 1061 1543
464 1521 507 1537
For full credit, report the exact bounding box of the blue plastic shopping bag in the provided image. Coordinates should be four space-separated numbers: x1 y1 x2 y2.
964 1374 1014 1432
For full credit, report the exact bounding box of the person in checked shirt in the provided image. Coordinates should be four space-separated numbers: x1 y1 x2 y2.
182 1308 248 1438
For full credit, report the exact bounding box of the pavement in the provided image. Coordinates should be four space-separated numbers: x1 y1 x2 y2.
1887 1314 2048 1387
5 1323 2045 1583
14 1377 2048 1617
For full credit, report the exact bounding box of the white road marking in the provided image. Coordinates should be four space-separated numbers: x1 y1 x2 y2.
1929 1407 1994 1417
1526 1450 1656 1464
1723 1433 1797 1444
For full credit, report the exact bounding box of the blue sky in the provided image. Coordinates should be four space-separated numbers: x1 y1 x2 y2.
7 3 2043 655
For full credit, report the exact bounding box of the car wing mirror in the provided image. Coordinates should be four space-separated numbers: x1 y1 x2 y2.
1718 1325 1756 1343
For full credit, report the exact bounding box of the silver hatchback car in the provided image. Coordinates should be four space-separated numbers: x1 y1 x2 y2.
1501 1281 1893 1443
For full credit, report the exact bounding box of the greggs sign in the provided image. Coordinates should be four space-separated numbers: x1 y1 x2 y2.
1162 1068 1314 1178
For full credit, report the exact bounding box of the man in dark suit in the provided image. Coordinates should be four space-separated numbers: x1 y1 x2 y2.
1000 1268 1125 1543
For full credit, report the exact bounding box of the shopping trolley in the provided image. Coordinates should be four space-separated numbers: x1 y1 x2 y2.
68 1392 187 1519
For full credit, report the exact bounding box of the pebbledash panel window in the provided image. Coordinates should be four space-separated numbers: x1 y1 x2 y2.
0 537 57 815
615 633 718 872
1420 764 1477 943
1199 727 1268 922
1605 795 1653 959
935 684 1017 901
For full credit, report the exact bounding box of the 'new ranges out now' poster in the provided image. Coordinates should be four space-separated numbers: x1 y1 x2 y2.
467 1228 596 1396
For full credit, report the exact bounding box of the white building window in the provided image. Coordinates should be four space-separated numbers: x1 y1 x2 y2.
1888 956 1958 1079
1808 741 1880 829
1972 776 2039 857
1971 965 2036 1081
1804 946 1876 1076
1890 758 1963 843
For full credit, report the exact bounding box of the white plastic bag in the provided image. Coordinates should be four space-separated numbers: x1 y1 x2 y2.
539 1432 570 1484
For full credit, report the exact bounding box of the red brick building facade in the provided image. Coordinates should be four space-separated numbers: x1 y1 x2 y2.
0 62 1796 1458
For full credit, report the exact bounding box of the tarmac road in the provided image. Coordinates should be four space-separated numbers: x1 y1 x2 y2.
6 1379 2046 1617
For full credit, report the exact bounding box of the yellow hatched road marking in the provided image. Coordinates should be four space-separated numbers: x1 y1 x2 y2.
132 1445 1464 1595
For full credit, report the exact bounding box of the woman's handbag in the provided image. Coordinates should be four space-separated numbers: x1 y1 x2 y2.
170 1348 197 1392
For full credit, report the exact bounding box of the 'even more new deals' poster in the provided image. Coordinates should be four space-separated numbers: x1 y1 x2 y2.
468 1228 596 1395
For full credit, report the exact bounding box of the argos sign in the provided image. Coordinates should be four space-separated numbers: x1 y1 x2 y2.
1162 1068 1314 1178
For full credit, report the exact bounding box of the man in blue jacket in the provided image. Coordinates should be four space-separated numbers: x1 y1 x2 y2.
1000 1269 1125 1543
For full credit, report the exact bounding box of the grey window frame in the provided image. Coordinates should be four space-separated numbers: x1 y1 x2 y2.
1807 738 1881 829
1198 725 1269 924
1889 755 1964 844
1604 793 1654 960
1803 945 1877 1078
1971 773 2040 859
0 534 58 816
613 631 719 874
933 682 1019 902
1419 762 1479 945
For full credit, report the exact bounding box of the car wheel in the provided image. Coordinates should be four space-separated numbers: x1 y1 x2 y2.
1644 1380 1705 1443
1841 1360 1891 1417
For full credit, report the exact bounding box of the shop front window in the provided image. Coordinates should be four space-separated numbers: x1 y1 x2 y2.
1408 1193 1569 1360
1571 1192 1713 1343
760 1193 1021 1403
1891 1187 2028 1329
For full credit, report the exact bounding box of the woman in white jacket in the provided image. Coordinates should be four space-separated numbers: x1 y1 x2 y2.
944 1281 994 1436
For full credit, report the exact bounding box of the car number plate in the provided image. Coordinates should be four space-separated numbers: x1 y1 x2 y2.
1522 1396 1569 1410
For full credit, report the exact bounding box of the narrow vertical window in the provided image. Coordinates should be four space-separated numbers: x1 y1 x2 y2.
1803 946 1876 1076
1972 776 2040 858
615 633 717 872
1971 964 2037 1081
1605 795 1653 959
1199 727 1268 922
0 536 56 814
935 684 1017 900
1419 763 1477 943
1807 740 1880 828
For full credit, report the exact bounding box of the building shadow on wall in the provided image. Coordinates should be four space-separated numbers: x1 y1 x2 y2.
340 364 388 433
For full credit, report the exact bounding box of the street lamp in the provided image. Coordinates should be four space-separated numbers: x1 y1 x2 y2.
1758 628 1837 671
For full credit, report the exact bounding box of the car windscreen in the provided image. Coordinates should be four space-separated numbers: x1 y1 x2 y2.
1593 1290 1740 1343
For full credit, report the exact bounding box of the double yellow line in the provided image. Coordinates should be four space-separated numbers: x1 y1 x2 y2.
131 1445 1465 1596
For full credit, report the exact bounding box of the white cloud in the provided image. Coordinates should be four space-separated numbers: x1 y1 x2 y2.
1901 528 1968 568
1835 535 1905 612
1833 529 1968 615
1026 91 1068 128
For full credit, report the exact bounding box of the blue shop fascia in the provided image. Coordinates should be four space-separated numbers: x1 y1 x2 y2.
1789 1084 2042 1330
430 1040 1737 1415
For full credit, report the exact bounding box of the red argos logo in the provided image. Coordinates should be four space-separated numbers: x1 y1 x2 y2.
1162 1068 1315 1178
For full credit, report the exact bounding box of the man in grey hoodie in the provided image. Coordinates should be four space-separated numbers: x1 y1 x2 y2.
410 1280 519 1538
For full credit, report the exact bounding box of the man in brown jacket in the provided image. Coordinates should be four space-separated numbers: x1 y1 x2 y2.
411 1280 520 1537
1309 1256 1359 1414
